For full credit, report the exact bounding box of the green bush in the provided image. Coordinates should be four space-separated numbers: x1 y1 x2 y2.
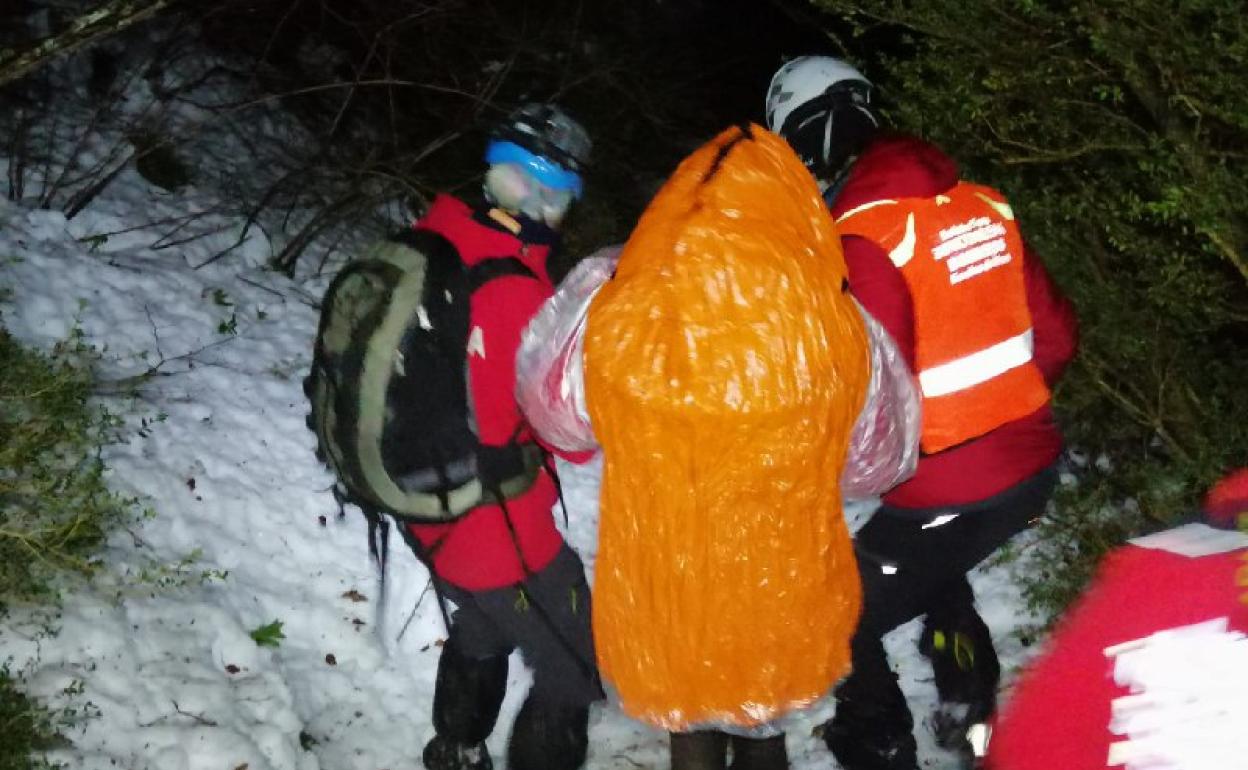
0 669 63 770
0 323 136 612
811 0 1248 623
0 317 134 769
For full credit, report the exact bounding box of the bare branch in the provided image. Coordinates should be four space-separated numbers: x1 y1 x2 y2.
0 0 180 88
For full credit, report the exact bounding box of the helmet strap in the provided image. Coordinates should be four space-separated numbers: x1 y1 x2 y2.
487 207 523 236
779 82 878 184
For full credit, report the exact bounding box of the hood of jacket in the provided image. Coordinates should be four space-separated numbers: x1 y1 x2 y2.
831 133 960 219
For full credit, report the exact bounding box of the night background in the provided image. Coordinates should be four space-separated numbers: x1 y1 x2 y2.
1 0 1245 767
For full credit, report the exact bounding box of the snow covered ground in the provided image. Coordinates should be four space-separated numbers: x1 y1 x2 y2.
0 33 1044 770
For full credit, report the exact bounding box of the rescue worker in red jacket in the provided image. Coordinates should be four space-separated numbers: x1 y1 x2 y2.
766 57 1079 770
407 104 601 770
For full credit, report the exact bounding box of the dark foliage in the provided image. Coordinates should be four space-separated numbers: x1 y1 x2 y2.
0 668 62 770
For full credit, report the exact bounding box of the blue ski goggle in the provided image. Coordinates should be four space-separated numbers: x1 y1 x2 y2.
484 140 584 198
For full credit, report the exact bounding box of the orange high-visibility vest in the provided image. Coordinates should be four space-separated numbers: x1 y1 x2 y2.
836 182 1050 452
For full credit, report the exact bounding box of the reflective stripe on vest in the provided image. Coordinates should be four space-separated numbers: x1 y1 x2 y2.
837 182 1050 451
919 328 1034 397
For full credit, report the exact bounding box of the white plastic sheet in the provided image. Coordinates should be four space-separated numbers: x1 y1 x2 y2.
515 247 620 453
518 252 919 498
840 302 921 499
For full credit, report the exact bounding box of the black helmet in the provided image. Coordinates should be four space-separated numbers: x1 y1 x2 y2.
487 103 592 175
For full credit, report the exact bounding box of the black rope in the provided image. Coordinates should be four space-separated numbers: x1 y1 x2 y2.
494 487 535 577
361 498 456 640
360 506 394 644
432 446 451 514
394 522 456 636
361 504 388 573
396 578 433 643
542 452 571 529
332 483 349 521
493 489 601 689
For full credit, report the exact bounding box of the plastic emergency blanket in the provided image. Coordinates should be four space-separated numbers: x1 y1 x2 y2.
516 266 916 497
583 124 869 732
515 247 620 453
842 304 921 499
517 265 916 495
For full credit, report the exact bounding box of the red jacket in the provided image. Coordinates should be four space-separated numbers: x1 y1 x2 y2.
987 542 1248 770
405 195 566 590
836 136 1078 509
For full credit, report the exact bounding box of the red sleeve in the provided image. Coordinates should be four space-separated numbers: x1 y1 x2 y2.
538 439 597 465
467 276 550 447
1022 243 1078 386
843 234 916 371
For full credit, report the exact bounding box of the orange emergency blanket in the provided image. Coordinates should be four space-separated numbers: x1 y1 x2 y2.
584 124 869 731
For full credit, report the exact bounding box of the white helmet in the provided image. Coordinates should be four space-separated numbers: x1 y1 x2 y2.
765 56 879 180
766 56 870 132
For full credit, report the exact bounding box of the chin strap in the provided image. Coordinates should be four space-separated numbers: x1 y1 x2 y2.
487 207 523 235
819 153 860 206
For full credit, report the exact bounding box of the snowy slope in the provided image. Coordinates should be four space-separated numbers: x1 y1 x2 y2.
0 181 1042 770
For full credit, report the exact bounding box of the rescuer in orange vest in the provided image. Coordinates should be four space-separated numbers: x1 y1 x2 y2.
767 56 1079 769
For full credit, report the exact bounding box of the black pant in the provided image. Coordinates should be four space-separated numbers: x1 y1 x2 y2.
827 467 1056 770
669 731 789 770
430 546 601 770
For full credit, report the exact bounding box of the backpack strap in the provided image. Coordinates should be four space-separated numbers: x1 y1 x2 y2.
475 441 545 499
465 256 537 291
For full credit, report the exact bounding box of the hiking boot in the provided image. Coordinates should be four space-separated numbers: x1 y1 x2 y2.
931 702 997 770
728 733 788 770
921 616 997 766
931 701 972 751
422 735 493 770
507 699 590 770
822 717 918 770
670 731 729 770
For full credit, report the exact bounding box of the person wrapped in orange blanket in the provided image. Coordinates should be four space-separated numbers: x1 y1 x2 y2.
583 124 871 769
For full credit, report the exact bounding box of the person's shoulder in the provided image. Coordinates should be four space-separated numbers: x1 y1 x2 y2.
416 193 470 225
833 133 960 214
